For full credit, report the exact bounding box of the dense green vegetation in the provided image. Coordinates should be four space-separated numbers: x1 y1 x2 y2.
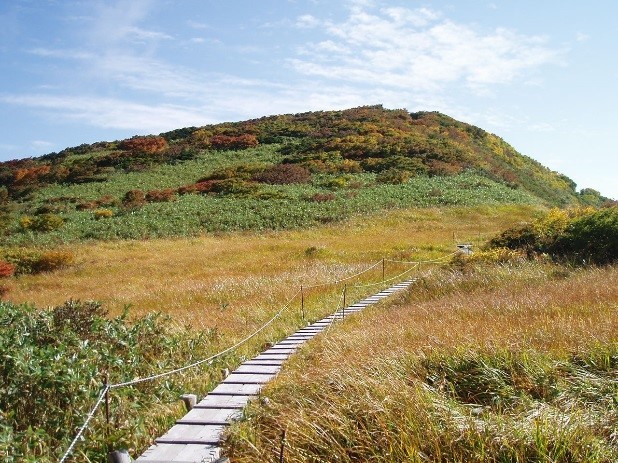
489 207 618 264
0 105 609 245
0 299 226 462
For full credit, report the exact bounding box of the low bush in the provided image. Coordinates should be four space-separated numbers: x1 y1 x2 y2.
376 168 411 184
2 248 75 274
489 207 618 264
252 164 311 184
20 213 64 232
308 192 336 202
145 188 176 203
0 260 15 278
93 208 114 219
122 189 146 209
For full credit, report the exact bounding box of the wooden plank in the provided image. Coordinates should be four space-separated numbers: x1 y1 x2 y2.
233 364 281 374
241 359 285 366
136 443 220 463
156 424 227 445
262 348 296 355
177 407 241 425
251 354 290 361
136 279 416 462
223 373 277 384
208 383 263 396
194 394 252 409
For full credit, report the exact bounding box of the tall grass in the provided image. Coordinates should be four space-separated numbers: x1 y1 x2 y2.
224 263 618 462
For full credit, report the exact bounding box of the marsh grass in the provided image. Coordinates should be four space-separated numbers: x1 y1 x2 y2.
1 205 542 461
224 263 618 462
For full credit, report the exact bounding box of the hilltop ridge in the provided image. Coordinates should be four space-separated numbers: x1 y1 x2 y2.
0 105 608 244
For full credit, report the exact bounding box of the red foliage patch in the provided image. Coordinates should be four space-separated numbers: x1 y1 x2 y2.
145 188 176 202
209 134 259 150
0 261 16 278
119 136 168 154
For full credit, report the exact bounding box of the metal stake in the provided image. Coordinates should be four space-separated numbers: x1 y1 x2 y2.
279 430 286 463
300 285 305 321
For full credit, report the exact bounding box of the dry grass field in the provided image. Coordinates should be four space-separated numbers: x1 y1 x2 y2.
4 204 538 332
224 260 618 462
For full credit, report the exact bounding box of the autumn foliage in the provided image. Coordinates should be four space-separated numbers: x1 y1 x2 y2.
119 136 168 154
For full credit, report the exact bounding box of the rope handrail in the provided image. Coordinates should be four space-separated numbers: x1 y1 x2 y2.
385 251 457 265
57 249 455 462
59 386 110 463
110 288 301 389
352 263 420 288
302 259 383 290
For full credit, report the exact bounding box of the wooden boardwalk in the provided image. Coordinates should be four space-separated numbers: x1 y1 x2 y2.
135 279 414 463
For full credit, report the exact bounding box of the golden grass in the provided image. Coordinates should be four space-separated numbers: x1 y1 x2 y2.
4 204 538 333
225 264 618 462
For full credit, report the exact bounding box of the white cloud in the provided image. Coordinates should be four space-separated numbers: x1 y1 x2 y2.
29 47 94 60
31 140 56 151
576 32 590 42
291 5 561 93
296 14 320 28
1 94 214 132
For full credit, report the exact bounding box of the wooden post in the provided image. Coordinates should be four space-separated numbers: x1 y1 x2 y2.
300 285 305 322
104 374 110 448
181 394 197 412
107 450 131 463
343 284 347 319
279 430 286 463
382 257 385 282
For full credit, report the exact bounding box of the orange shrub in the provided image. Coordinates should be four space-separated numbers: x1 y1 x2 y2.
119 136 168 154
0 261 15 278
145 188 176 202
34 251 75 272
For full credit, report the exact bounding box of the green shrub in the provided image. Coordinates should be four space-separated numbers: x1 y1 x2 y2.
20 214 65 232
93 208 114 219
0 299 216 462
489 207 618 264
376 168 411 184
550 207 618 264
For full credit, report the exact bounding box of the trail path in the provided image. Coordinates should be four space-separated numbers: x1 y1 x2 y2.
135 279 415 463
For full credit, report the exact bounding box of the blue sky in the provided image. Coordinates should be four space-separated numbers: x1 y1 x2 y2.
1 0 616 199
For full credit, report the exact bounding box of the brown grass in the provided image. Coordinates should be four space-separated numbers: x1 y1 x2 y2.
225 263 618 462
4 204 538 334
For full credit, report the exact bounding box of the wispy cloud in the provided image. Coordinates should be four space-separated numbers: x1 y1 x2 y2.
1 94 214 132
291 5 562 93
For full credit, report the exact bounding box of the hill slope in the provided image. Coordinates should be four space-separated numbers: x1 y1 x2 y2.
0 105 605 244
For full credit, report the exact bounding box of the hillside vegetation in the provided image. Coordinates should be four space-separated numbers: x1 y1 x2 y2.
224 210 618 461
0 205 541 462
0 105 608 245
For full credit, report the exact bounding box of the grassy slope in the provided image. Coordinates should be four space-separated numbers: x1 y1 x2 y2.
2 105 594 246
224 263 618 462
4 204 539 322
2 204 546 462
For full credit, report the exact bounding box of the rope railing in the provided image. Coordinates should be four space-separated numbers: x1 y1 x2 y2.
385 251 458 265
301 259 383 289
59 386 110 463
352 263 420 288
58 250 455 462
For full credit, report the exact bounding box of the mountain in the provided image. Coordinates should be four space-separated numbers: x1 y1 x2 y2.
0 105 608 244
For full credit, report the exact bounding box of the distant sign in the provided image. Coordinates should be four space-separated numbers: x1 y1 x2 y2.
457 244 473 255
